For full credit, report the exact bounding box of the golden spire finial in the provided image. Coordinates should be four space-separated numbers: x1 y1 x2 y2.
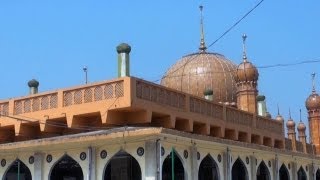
242 33 247 62
199 5 207 53
312 72 316 93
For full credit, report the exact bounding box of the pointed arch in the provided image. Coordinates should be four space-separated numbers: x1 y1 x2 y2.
162 148 185 180
49 154 83 180
2 159 32 180
103 150 141 180
198 154 219 180
316 168 320 180
257 161 270 180
232 158 248 180
279 163 289 180
297 166 307 180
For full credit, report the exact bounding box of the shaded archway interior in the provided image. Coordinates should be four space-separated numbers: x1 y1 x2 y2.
162 150 184 180
256 161 270 180
3 159 32 180
232 158 247 180
104 151 141 180
297 166 307 180
198 154 219 180
50 155 83 180
279 164 289 180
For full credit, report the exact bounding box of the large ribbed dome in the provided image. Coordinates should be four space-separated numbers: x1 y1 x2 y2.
160 52 237 103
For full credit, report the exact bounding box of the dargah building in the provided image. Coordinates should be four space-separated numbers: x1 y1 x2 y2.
1 9 320 180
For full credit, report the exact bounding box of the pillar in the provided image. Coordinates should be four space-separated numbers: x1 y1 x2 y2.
34 152 44 180
145 140 160 180
190 143 198 180
249 156 256 180
87 146 96 180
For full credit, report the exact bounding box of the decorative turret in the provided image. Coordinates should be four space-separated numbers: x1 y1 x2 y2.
297 109 307 153
306 73 320 153
235 34 259 114
28 79 39 95
116 43 131 77
286 109 297 151
275 105 284 122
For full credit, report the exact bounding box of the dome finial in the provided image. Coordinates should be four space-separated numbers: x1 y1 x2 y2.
242 33 247 62
299 109 302 122
312 72 316 93
277 104 280 115
199 5 207 53
289 108 292 119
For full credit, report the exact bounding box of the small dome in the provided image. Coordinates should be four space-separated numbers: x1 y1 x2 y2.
235 60 259 83
297 121 306 131
286 118 296 129
275 114 284 122
116 43 131 54
305 92 320 110
28 79 39 88
161 52 237 103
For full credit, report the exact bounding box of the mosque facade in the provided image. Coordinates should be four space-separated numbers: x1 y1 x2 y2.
1 7 320 180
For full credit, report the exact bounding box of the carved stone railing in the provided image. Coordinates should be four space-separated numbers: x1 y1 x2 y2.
296 141 304 152
0 102 9 116
63 80 124 107
226 107 252 126
306 143 315 154
256 116 283 134
136 80 186 110
14 93 58 115
285 138 292 151
189 97 223 120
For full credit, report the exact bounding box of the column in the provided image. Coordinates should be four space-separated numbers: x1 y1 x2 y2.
190 143 198 180
34 152 44 180
145 140 160 180
87 146 96 180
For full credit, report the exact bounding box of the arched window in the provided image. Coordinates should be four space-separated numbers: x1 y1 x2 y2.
162 149 184 180
257 161 270 180
3 159 32 180
104 150 141 180
316 169 320 180
198 154 219 180
279 164 289 180
232 158 248 180
297 166 307 180
49 155 83 180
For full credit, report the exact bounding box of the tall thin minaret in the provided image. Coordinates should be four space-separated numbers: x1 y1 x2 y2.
235 34 259 114
199 5 207 53
306 73 320 153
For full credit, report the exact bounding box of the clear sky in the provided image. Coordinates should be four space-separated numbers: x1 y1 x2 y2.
0 1 319 134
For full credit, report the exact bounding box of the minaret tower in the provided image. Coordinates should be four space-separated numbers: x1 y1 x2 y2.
297 109 307 153
235 34 259 114
306 73 320 153
286 109 297 151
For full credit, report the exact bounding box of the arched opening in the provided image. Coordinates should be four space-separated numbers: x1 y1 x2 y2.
297 166 307 180
279 164 289 180
50 154 83 180
316 169 320 180
257 161 270 180
232 158 248 180
3 159 32 180
162 149 184 180
198 154 219 180
104 150 141 180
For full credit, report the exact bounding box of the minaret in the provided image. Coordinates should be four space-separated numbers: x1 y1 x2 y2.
235 34 259 114
116 43 131 77
199 5 207 53
275 105 285 135
306 73 320 153
297 109 307 153
286 109 297 151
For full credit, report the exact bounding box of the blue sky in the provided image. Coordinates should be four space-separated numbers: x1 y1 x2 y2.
0 1 319 132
